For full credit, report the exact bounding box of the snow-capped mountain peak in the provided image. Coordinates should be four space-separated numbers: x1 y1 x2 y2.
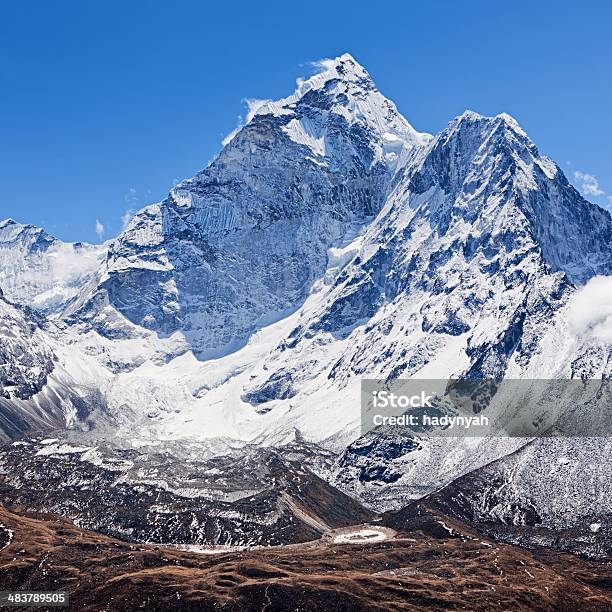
247 53 379 121
0 219 107 315
222 53 430 168
4 57 612 454
256 53 374 109
411 110 612 285
66 54 435 359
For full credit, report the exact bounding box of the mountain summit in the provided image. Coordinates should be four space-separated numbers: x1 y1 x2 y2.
241 53 430 166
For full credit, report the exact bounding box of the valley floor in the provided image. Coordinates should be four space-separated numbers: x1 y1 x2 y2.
1 504 611 611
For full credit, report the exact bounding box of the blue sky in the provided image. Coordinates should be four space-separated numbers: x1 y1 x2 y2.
1 0 611 243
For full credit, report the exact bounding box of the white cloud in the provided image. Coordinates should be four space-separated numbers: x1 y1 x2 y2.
222 57 341 147
19 242 105 311
567 276 612 343
218 57 340 148
309 58 336 73
245 98 271 122
221 98 273 147
574 171 605 197
95 219 105 241
47 243 104 284
119 188 144 230
222 124 241 147
293 60 335 97
121 209 134 230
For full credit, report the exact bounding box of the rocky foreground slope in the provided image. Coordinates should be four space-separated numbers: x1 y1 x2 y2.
0 437 371 547
1 502 612 611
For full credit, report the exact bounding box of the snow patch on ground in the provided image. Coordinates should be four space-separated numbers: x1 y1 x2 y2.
0 522 14 552
333 528 389 544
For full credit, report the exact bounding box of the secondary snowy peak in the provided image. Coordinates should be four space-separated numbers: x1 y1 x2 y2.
0 219 107 315
228 109 612 452
415 109 552 196
227 53 430 170
405 110 612 285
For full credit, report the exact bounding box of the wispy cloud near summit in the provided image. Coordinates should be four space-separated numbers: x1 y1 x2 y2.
95 219 105 241
574 170 605 197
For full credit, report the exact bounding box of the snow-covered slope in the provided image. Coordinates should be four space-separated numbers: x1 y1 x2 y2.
425 435 612 557
0 219 106 315
0 288 109 442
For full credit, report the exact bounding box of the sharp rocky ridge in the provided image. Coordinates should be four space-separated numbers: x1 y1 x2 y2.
2 54 612 543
